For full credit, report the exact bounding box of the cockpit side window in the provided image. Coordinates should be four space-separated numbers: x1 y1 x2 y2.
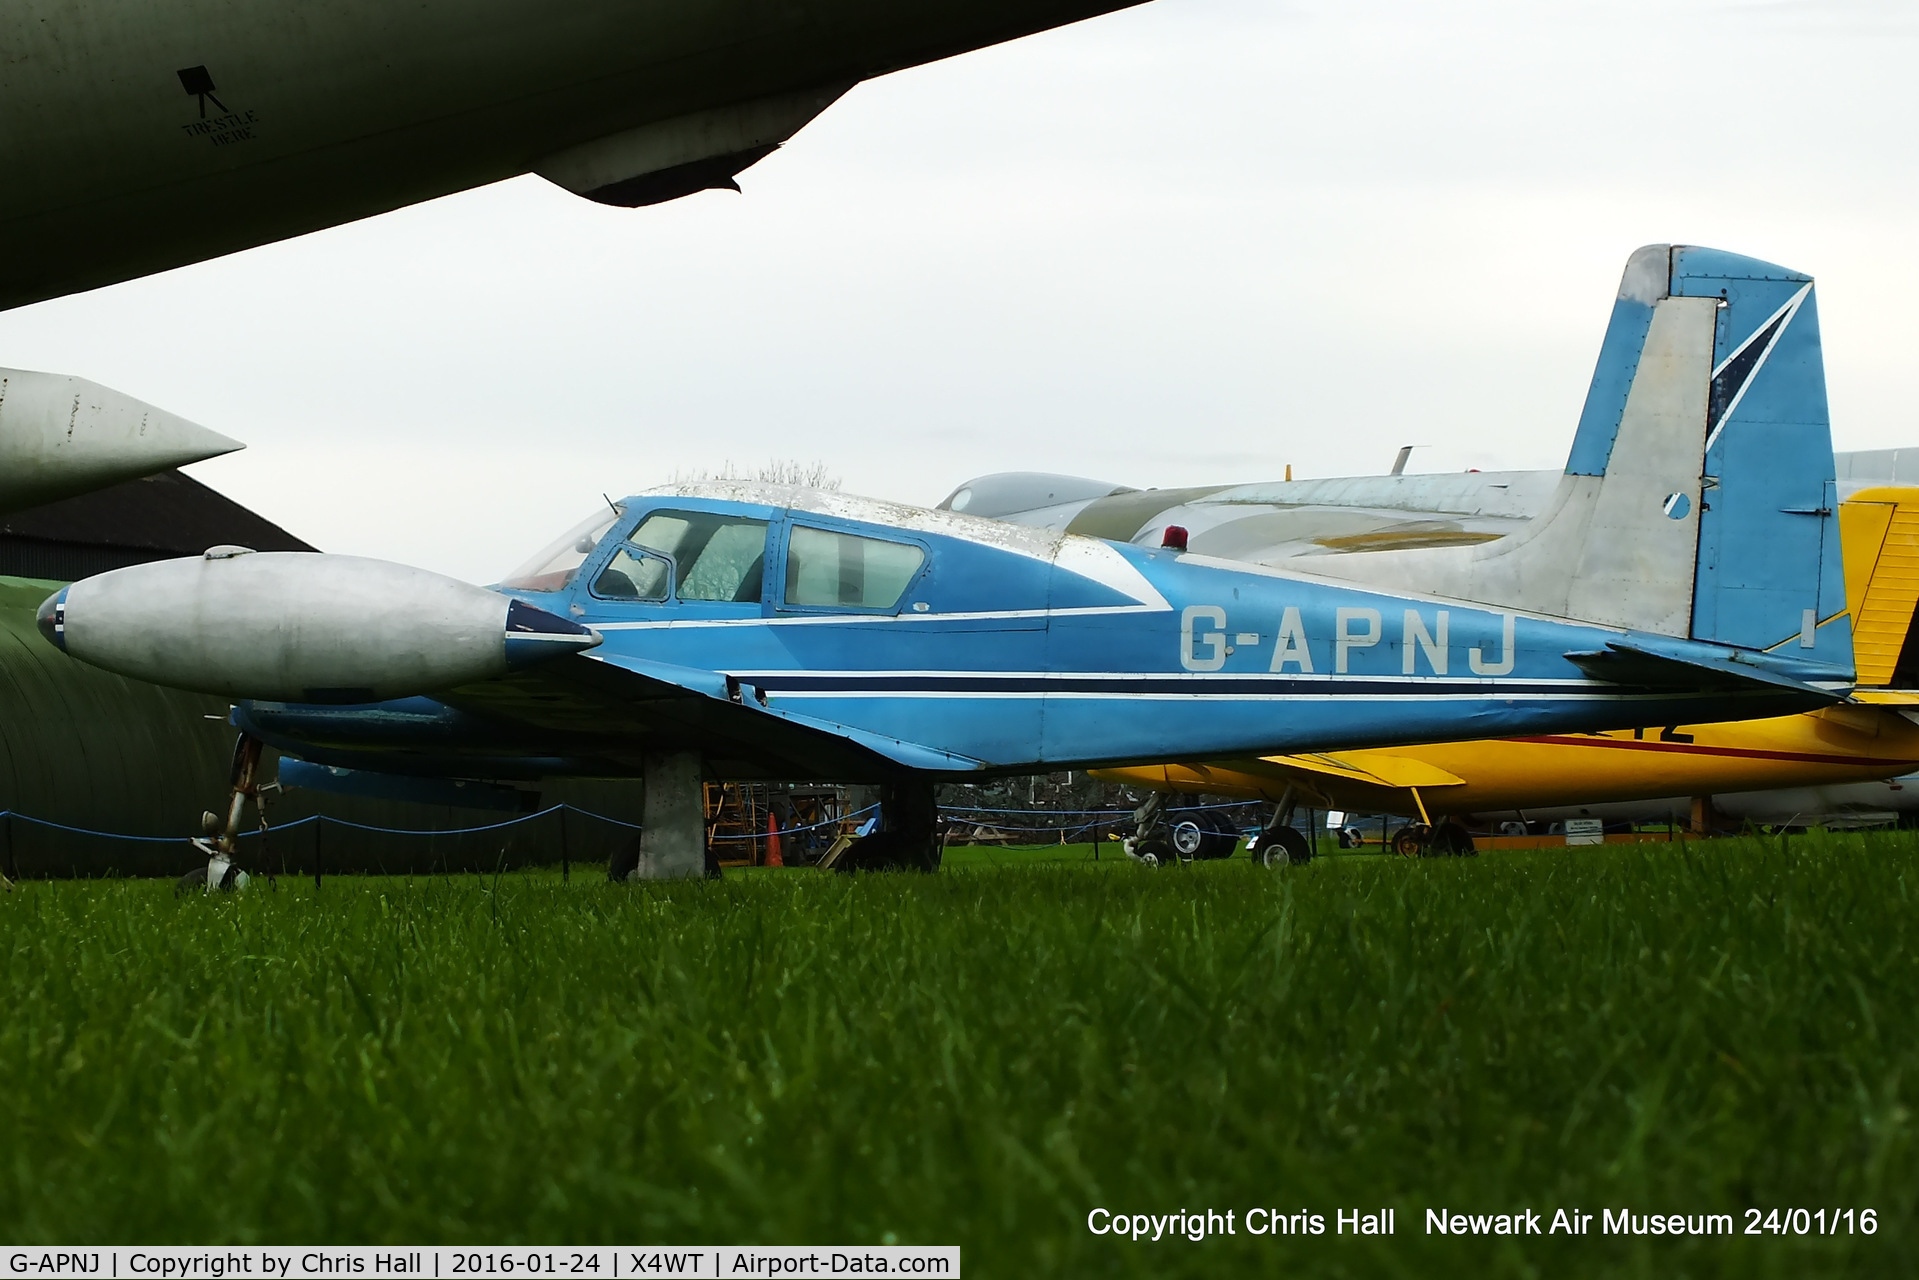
784 526 925 611
592 546 670 601
630 511 770 603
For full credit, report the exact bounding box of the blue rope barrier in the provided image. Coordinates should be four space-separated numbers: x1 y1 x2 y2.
0 812 196 843
0 798 1245 847
0 804 643 843
707 804 879 842
938 800 1251 817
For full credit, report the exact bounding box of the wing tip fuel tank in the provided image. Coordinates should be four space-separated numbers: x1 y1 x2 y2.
38 551 599 701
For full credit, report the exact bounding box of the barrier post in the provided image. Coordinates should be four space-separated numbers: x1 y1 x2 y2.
313 817 323 889
560 807 570 883
2 812 14 883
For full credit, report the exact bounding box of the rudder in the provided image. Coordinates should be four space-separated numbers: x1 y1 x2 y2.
1671 247 1849 666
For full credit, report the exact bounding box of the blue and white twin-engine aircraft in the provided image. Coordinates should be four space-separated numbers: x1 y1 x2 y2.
39 246 1853 875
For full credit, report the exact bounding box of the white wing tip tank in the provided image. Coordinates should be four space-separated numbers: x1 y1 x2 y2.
36 549 600 702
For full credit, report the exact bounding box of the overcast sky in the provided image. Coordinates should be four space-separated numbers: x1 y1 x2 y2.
2 0 1914 582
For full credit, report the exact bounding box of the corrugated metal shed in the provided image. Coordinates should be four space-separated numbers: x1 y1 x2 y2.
0 468 314 580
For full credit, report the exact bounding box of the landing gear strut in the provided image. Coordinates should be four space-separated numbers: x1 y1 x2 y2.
834 777 944 872
1248 787 1314 867
1125 792 1237 866
178 734 266 894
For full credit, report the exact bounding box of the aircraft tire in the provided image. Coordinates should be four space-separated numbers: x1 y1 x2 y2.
1165 810 1237 861
1134 831 1175 867
1389 825 1430 857
1195 809 1240 860
1252 826 1312 867
174 861 246 894
835 830 940 873
1429 823 1477 857
607 836 640 883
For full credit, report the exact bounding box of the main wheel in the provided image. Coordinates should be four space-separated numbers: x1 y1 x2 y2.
1133 831 1175 867
608 836 641 882
1252 826 1312 867
835 779 942 873
1389 824 1430 857
1429 822 1477 857
174 860 248 894
1165 809 1239 861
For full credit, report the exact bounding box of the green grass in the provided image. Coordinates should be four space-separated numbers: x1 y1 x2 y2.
3 834 1915 1277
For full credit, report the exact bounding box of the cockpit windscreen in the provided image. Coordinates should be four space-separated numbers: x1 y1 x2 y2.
499 509 619 592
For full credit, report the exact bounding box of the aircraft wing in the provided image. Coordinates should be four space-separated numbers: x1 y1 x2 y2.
437 651 987 781
1263 750 1468 791
944 469 1555 561
1110 750 1466 813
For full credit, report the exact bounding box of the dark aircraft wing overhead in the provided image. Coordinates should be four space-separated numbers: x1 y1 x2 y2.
437 651 986 781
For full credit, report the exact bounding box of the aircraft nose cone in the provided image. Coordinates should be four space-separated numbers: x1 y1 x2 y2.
35 588 67 651
503 599 601 668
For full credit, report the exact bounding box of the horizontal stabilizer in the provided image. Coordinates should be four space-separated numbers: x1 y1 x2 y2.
1564 640 1847 703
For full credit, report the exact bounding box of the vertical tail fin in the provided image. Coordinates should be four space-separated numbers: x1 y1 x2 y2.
1302 244 1851 670
1838 488 1919 688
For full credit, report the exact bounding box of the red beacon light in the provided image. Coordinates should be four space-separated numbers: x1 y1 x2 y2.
1161 525 1189 552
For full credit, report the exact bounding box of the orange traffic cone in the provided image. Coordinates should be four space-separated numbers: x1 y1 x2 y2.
765 811 783 867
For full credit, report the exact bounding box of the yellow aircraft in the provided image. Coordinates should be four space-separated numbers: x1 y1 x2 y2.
1101 487 1919 862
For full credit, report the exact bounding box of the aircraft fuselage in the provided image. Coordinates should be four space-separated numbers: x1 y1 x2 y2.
1 0 1145 311
232 488 1850 782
